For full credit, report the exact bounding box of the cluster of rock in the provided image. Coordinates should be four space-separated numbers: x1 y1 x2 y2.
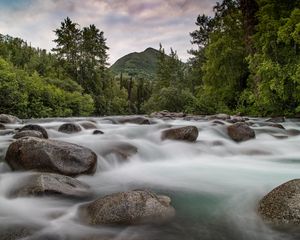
0 114 177 240
2 112 300 237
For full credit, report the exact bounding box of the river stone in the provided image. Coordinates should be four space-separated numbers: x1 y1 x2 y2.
227 123 255 142
101 142 138 161
10 173 91 198
5 137 97 176
161 126 199 142
258 179 300 225
13 130 44 139
266 116 285 123
93 130 104 135
117 116 151 125
0 224 40 240
0 114 21 124
207 113 230 121
19 124 48 139
58 123 82 134
78 190 175 225
0 124 5 130
79 121 97 129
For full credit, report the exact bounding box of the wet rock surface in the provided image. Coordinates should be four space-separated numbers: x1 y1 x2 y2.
101 142 138 161
258 179 300 226
10 173 92 198
58 123 82 134
13 130 44 139
78 190 175 225
19 124 48 139
227 123 255 142
79 121 98 129
161 126 199 142
0 114 21 124
5 137 97 176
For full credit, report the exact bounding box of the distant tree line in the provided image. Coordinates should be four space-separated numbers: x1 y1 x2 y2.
0 0 299 117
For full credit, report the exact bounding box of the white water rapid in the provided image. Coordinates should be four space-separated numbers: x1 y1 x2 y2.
0 117 300 240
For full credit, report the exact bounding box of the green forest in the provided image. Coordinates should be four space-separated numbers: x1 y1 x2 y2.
0 0 299 118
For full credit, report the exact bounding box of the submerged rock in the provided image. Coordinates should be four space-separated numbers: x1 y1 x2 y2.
13 130 44 139
227 123 255 142
258 179 300 225
161 126 198 142
266 116 285 123
79 121 97 130
58 123 82 134
101 142 138 161
0 130 15 136
106 116 151 125
0 124 5 130
10 173 91 198
78 190 175 225
19 124 48 139
5 137 97 176
207 113 230 121
0 114 21 124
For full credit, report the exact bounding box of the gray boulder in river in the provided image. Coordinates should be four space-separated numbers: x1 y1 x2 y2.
78 190 175 225
19 124 48 139
258 179 300 225
161 126 199 142
10 173 92 198
5 137 97 176
58 122 82 134
227 123 255 142
0 114 21 124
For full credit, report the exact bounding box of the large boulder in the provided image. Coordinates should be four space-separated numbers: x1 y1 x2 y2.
10 173 91 198
19 124 48 139
0 114 21 124
58 123 82 134
161 126 198 142
5 137 97 176
78 190 175 225
258 179 300 225
227 123 255 142
13 130 44 139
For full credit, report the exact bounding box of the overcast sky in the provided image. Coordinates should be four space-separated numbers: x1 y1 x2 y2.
0 0 215 64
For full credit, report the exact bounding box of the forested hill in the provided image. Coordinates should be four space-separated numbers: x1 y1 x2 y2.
1 0 300 118
110 47 160 78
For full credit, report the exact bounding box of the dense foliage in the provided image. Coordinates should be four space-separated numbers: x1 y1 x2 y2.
1 0 299 117
0 35 94 118
185 0 300 116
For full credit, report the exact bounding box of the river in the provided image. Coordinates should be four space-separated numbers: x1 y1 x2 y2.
0 116 299 240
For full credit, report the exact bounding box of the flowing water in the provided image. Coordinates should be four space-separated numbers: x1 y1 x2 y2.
0 117 300 240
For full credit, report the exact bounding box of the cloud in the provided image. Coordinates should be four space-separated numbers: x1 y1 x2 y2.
0 0 215 64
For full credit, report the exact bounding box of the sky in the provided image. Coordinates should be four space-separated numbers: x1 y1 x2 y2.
0 0 215 64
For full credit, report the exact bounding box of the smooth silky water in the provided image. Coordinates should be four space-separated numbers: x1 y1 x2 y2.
0 117 300 239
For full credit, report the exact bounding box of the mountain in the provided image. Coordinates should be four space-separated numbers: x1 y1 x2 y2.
110 47 160 78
